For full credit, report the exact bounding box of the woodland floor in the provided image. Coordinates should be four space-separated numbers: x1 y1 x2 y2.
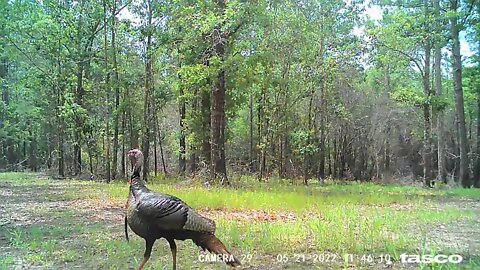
0 173 480 269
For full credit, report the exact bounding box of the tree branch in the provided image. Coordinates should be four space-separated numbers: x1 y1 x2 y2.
5 35 56 86
377 41 425 75
91 4 128 41
460 0 477 26
224 20 245 39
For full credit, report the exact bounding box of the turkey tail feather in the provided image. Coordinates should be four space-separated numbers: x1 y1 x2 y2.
193 233 241 267
124 215 129 242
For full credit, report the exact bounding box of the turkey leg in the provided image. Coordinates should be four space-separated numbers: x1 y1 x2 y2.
138 239 154 270
168 239 177 270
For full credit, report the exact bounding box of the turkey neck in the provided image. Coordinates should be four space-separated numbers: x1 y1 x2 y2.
129 165 149 195
130 174 149 194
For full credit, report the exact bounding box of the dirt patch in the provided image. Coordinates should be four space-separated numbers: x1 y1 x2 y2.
415 199 480 255
70 198 125 223
70 197 301 224
198 208 299 223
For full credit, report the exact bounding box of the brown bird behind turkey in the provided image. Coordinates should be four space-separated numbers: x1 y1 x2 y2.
124 149 241 270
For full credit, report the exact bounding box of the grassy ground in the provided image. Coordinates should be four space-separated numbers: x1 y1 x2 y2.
0 173 479 269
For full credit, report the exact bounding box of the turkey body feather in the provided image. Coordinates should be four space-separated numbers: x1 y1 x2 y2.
127 186 216 238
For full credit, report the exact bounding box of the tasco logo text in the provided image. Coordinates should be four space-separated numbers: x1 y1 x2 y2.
400 254 463 264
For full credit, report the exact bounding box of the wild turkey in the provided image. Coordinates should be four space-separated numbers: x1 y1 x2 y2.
124 149 241 270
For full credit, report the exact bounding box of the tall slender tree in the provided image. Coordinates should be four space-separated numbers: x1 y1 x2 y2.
142 0 155 182
450 0 470 187
433 0 446 183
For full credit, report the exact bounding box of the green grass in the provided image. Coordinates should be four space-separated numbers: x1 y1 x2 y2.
106 182 419 211
0 255 15 270
0 172 50 186
215 207 468 254
445 188 480 200
1 172 479 269
104 176 480 213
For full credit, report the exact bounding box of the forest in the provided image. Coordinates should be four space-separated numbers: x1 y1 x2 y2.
1 1 480 269
0 0 478 188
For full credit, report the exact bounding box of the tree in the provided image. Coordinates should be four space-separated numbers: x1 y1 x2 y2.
433 0 447 183
450 0 470 187
141 0 155 182
111 0 122 180
208 0 245 184
369 0 436 186
72 0 104 176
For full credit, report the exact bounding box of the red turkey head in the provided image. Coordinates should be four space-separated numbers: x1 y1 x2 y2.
128 149 143 166
128 149 143 182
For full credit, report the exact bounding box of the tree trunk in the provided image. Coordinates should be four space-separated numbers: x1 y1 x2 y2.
201 89 211 164
434 0 446 184
258 92 265 181
475 86 480 187
106 119 111 182
249 93 254 172
327 140 333 176
46 136 52 169
153 113 158 176
341 134 348 178
189 98 198 174
121 112 126 177
58 127 65 177
28 130 37 172
0 58 14 168
210 0 228 184
56 45 65 177
454 115 461 178
450 0 470 187
142 87 152 182
333 137 339 178
317 81 326 179
73 0 86 176
280 63 290 179
74 62 84 176
160 135 168 175
422 47 433 186
474 37 480 187
111 0 120 180
475 9 480 188
103 0 111 183
422 0 434 187
211 66 228 184
157 118 168 175
129 109 138 149
179 87 186 175
142 0 154 182
305 86 315 180
88 147 94 177
384 135 391 173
